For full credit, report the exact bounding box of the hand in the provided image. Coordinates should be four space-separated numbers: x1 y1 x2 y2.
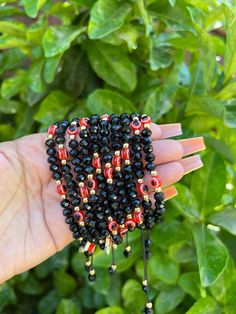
0 123 205 284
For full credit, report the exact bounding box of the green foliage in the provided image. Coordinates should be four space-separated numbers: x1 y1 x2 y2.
0 1 236 313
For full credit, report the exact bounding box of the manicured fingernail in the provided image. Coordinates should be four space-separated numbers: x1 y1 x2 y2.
179 137 206 156
163 186 178 200
160 123 182 138
180 155 204 175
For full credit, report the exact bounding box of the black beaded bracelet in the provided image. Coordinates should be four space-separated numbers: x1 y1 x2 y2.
46 113 165 314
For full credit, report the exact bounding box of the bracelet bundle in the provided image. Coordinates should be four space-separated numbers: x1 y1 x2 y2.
45 113 165 314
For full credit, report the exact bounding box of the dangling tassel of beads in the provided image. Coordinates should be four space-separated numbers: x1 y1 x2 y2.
88 254 96 282
124 233 132 258
108 244 117 275
141 229 153 314
145 231 152 259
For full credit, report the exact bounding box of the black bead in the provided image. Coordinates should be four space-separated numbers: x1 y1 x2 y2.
145 153 155 162
52 172 61 180
71 157 82 166
73 231 81 239
116 180 125 188
100 127 109 136
66 180 76 189
68 189 78 198
80 139 89 147
132 143 142 151
89 195 99 203
133 161 143 169
79 130 88 138
84 166 93 174
65 216 74 224
91 143 100 152
130 113 139 120
100 120 109 127
111 124 121 132
145 162 156 171
71 198 81 206
126 182 136 189
50 164 59 172
63 208 72 216
70 223 78 232
154 192 165 202
46 148 56 156
111 201 120 210
69 149 79 157
64 173 73 181
132 135 141 143
90 125 99 133
133 152 142 161
118 189 126 197
142 137 152 145
61 164 71 172
82 156 92 165
141 128 152 137
76 173 86 181
55 136 65 144
124 165 133 173
103 154 113 163
112 234 123 245
132 198 141 207
100 137 109 145
80 148 89 155
112 142 122 150
90 134 99 143
121 113 129 120
101 146 110 154
45 139 55 147
47 156 57 164
124 173 133 181
120 117 130 126
61 199 70 208
88 274 96 282
145 239 152 247
143 145 153 153
108 265 116 275
122 134 131 142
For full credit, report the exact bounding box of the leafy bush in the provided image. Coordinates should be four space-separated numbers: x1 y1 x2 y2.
0 0 236 313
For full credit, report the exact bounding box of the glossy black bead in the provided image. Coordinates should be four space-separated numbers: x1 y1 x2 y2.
112 234 123 245
79 130 88 138
47 156 57 164
141 128 152 137
80 139 89 147
112 142 122 150
116 180 125 187
145 162 156 171
121 113 129 120
46 148 56 156
154 192 165 202
50 164 59 172
124 165 133 173
65 216 74 224
124 206 132 213
120 117 130 126
64 173 73 181
71 198 81 206
111 201 120 210
110 133 120 141
100 120 109 127
132 151 142 161
90 125 99 133
142 137 152 145
88 274 96 282
101 146 110 154
61 199 70 208
100 137 109 145
63 208 72 216
145 153 155 162
118 189 126 197
114 172 123 180
89 195 99 203
103 154 113 163
61 164 71 172
90 134 99 143
130 113 139 120
133 161 143 169
80 148 89 155
74 165 83 174
66 180 76 189
132 198 141 207
55 136 65 144
124 249 131 258
124 173 134 181
45 139 55 147
73 231 81 239
76 173 86 181
132 143 142 151
69 149 79 157
111 124 121 132
71 157 82 166
100 127 109 136
143 145 153 153
70 223 78 232
52 172 61 180
108 265 116 275
84 166 93 174
132 135 141 143
68 189 78 198
122 133 131 142
91 143 100 152
82 156 92 165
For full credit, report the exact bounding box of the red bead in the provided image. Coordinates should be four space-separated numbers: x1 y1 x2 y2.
73 211 85 222
67 125 78 135
48 125 57 135
119 227 128 237
79 117 89 127
130 120 142 131
57 184 66 195
141 115 151 124
151 176 162 188
92 157 101 169
87 243 96 254
87 179 97 190
80 186 89 198
134 212 144 224
112 155 121 167
121 148 130 160
125 219 136 230
58 148 68 160
108 220 118 233
138 183 149 195
104 167 113 179
100 114 110 121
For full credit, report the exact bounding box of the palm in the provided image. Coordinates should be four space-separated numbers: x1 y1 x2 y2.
0 125 205 284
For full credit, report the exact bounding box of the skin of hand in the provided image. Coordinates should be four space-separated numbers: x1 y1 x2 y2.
0 123 205 284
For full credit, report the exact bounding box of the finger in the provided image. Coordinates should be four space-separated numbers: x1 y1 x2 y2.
149 185 178 202
145 155 203 189
152 137 205 165
150 123 182 140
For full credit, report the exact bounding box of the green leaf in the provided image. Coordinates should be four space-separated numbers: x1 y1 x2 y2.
191 153 226 217
1 71 26 99
0 21 26 37
0 99 20 114
38 289 60 314
0 34 28 49
224 107 236 128
56 299 80 314
88 0 131 39
43 54 62 84
170 184 200 221
86 41 137 92
87 89 136 114
209 207 236 236
17 273 47 295
42 26 86 57
186 96 225 119
136 0 152 35
178 272 201 299
204 137 235 164
169 241 195 264
0 283 17 311
155 285 185 314
53 270 77 297
193 224 229 287
122 279 146 313
34 90 74 125
149 34 173 71
217 81 236 100
149 254 179 284
224 7 236 82
27 59 45 93
21 0 47 18
94 306 124 314
185 296 221 314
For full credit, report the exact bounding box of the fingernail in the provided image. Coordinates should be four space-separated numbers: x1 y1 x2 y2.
180 155 204 175
163 186 178 200
179 137 206 156
160 123 182 138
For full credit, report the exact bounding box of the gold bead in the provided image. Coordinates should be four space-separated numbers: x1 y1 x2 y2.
107 178 113 184
105 163 111 168
96 168 102 174
79 182 84 187
133 116 139 120
115 151 120 156
144 123 151 129
142 279 147 286
88 174 93 179
146 302 153 309
93 153 99 158
69 135 75 140
127 214 132 219
155 187 162 193
151 170 158 176
71 121 77 126
61 160 67 165
108 216 113 221
111 264 117 270
135 207 141 212
85 260 91 266
74 206 80 211
79 221 85 226
56 180 61 185
125 160 130 165
138 178 144 184
83 198 88 203
123 143 129 148
48 134 53 139
58 144 64 149
81 126 86 130
115 166 121 172
144 195 149 201
61 195 66 200
89 269 95 275
134 130 140 135
90 189 96 195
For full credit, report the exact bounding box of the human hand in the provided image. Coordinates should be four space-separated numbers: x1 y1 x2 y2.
0 123 205 284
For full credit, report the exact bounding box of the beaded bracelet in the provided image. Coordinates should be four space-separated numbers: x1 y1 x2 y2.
46 113 165 314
